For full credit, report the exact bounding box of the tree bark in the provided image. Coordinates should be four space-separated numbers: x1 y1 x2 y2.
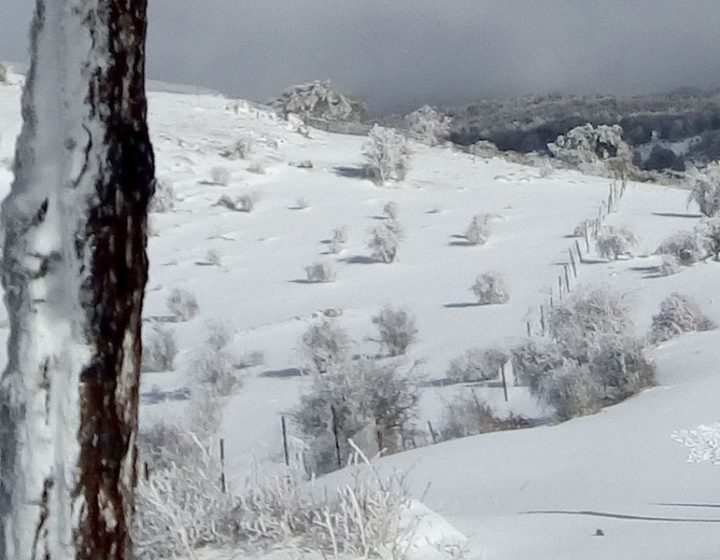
0 2 154 559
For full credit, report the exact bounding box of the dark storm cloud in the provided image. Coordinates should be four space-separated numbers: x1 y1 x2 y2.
2 1 720 114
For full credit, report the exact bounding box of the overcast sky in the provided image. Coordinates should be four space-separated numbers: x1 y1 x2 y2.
2 1 720 114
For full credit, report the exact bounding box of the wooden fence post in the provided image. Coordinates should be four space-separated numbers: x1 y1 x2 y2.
219 438 227 494
330 405 342 469
281 415 290 467
501 362 509 402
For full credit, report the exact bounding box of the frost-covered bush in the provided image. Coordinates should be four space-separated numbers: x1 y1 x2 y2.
572 219 593 238
247 161 266 174
439 392 528 440
167 288 199 322
230 135 254 160
301 319 351 374
700 216 720 261
595 225 638 260
236 350 265 370
328 226 348 254
521 286 655 417
0 63 6 84
363 124 411 185
687 163 720 217
205 318 235 351
470 272 510 305
655 231 707 265
149 179 177 213
295 359 419 473
649 293 716 344
658 254 681 276
305 261 337 283
142 325 178 372
533 362 603 421
383 200 400 221
447 347 509 382
371 305 418 357
268 80 367 122
547 286 631 357
368 222 402 263
404 105 451 146
238 193 257 212
204 248 222 266
210 165 232 185
464 214 492 245
194 348 241 396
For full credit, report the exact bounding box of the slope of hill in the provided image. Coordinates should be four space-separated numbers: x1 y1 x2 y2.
1 74 719 560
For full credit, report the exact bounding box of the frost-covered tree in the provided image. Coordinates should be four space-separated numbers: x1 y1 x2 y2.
404 105 451 146
548 123 632 175
0 2 155 558
700 216 720 261
268 80 367 122
447 347 509 383
363 125 411 185
687 163 720 217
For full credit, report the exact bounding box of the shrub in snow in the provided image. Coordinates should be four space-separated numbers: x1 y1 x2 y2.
595 225 638 260
204 248 222 266
658 254 681 276
687 163 720 217
464 214 492 245
0 63 6 84
649 293 716 344
700 216 720 261
404 105 451 146
235 350 265 370
511 340 566 394
547 286 631 358
363 124 411 185
210 165 231 185
470 272 510 305
247 161 266 174
268 80 367 122
301 319 351 374
294 197 310 210
572 219 593 238
295 359 419 473
589 337 655 399
368 222 402 263
328 226 348 254
383 200 400 220
439 392 528 440
167 288 199 322
141 325 177 372
229 135 254 160
533 362 603 421
205 318 235 351
194 348 241 396
305 261 337 283
655 230 707 265
149 179 177 213
371 305 418 357
238 192 257 212
447 347 509 383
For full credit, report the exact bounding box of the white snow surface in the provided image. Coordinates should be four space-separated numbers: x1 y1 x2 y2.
2 73 720 559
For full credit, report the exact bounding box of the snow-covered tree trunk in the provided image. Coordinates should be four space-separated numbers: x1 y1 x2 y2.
0 2 154 559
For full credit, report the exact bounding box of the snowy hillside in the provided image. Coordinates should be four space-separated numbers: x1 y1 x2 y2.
1 73 719 560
